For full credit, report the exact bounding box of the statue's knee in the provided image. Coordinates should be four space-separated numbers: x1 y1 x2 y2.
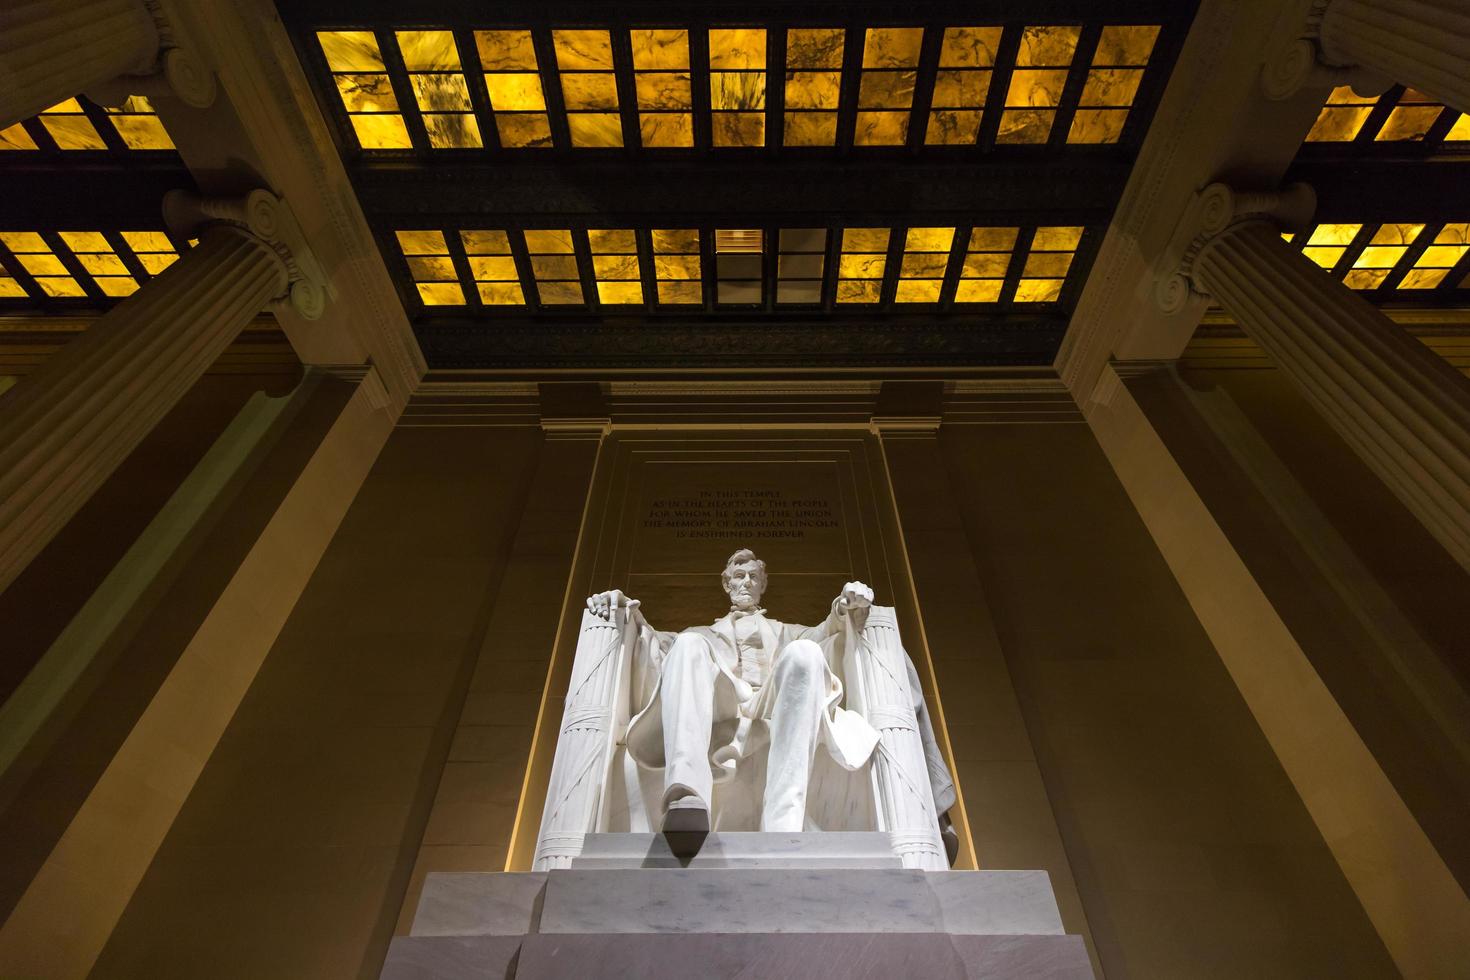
777 639 825 677
668 633 709 663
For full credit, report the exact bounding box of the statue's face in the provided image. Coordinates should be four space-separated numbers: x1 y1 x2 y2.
723 561 765 611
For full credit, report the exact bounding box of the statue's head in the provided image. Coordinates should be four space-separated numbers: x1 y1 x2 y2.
721 548 767 611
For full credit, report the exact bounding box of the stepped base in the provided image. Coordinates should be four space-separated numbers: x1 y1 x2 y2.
383 840 1095 979
570 831 903 869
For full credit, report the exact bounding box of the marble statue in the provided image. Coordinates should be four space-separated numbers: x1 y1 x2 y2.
534 548 958 870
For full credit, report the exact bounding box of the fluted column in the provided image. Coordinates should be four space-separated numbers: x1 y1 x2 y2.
1319 0 1470 115
0 189 328 596
0 0 215 130
1169 185 1470 571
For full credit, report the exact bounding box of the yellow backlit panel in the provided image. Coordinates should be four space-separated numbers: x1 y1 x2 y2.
1068 25 1158 144
837 227 890 302
1304 85 1378 142
895 227 954 302
121 231 180 275
998 26 1079 145
1377 89 1444 142
475 30 552 148
397 229 464 305
709 29 767 147
777 228 826 304
1401 223 1469 289
653 229 703 304
715 229 764 304
524 229 583 305
39 99 106 150
1448 114 1470 141
784 28 844 147
397 31 482 148
59 231 138 296
955 226 1017 302
590 229 643 305
556 30 623 147
1015 226 1080 302
0 232 84 297
856 28 922 146
926 27 1001 145
631 30 693 148
1343 223 1424 289
0 124 37 151
105 95 173 150
318 31 412 149
1301 223 1362 269
461 230 524 305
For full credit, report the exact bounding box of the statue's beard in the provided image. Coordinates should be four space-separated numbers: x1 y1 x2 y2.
729 589 761 610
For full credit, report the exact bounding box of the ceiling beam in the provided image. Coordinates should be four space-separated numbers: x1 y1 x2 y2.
0 167 194 228
353 158 1130 223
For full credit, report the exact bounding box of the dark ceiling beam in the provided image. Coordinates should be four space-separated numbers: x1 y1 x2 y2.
0 166 195 228
1285 159 1470 222
354 158 1129 223
281 0 1189 27
414 315 1066 370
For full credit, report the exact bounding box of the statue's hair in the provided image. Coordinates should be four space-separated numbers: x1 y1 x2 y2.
721 548 767 589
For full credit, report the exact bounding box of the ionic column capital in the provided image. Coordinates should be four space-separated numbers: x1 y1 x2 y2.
1259 36 1391 102
84 0 216 109
163 189 330 320
1154 182 1316 314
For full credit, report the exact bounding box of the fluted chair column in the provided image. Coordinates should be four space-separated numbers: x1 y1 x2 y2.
1319 0 1470 115
0 190 328 596
1168 184 1470 572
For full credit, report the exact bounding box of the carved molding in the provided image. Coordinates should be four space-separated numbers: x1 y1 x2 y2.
163 188 329 320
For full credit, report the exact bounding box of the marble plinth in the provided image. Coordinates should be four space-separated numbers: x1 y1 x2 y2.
384 860 1095 979
570 831 902 869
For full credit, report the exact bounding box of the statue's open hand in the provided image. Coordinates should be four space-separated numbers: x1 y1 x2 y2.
839 581 874 611
586 589 635 621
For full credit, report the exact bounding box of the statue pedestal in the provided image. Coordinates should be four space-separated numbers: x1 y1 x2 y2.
382 834 1095 979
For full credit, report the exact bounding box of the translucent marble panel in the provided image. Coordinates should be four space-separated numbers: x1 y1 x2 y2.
422 112 482 148
411 74 473 112
1065 27 1155 142
569 113 624 147
1094 25 1159 65
563 74 620 110
350 114 412 149
461 230 524 305
335 74 398 112
1015 26 1080 67
631 29 690 70
1016 225 1081 303
784 28 844 147
837 228 890 303
1401 223 1469 288
1376 90 1444 141
525 229 583 305
639 114 693 147
862 28 922 69
591 229 644 305
556 30 616 70
1305 86 1378 142
496 114 553 148
0 124 37 151
475 30 538 71
59 229 139 296
417 282 465 305
787 28 844 68
398 31 462 71
40 100 106 150
854 111 909 145
710 30 766 146
635 74 692 109
711 72 766 110
926 27 998 145
105 96 173 149
483 74 545 111
895 227 954 303
653 229 702 304
319 31 385 72
857 28 921 145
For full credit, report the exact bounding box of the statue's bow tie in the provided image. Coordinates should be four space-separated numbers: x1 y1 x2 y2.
728 607 766 620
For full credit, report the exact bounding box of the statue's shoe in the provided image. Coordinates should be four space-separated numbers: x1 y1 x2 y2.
661 796 710 835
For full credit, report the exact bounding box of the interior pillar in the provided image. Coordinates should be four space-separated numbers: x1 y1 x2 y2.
1173 184 1470 573
1319 0 1470 114
0 190 325 597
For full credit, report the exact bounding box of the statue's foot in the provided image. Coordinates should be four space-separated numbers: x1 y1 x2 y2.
661 796 710 836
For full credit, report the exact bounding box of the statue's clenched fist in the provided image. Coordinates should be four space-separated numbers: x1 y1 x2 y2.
586 589 637 621
839 581 874 611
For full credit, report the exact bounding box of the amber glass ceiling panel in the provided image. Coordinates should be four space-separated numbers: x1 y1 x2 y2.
998 26 1079 144
555 30 622 148
308 22 1167 153
856 28 922 146
709 29 767 147
631 30 693 147
475 30 552 148
0 230 182 303
784 29 844 147
926 28 1000 146
1303 85 1467 147
386 222 1096 318
1285 221 1470 293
